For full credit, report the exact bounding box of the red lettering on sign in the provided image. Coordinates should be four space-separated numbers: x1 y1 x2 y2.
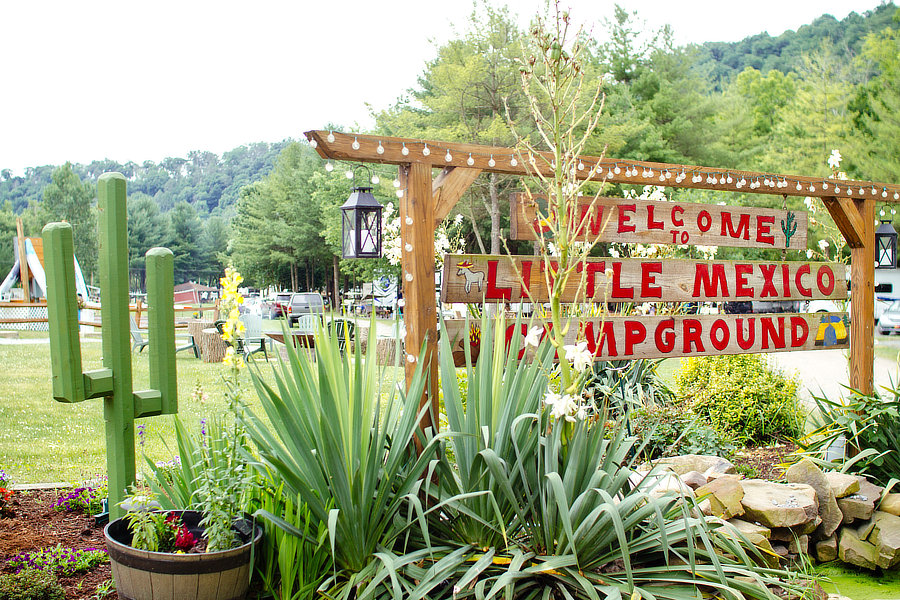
610 262 634 299
646 204 664 230
578 261 607 300
735 264 754 297
721 213 750 240
671 205 685 227
759 264 778 298
641 262 663 298
757 215 775 245
577 205 605 237
711 319 729 351
485 260 512 300
519 261 533 296
736 318 755 350
795 264 812 297
693 264 729 297
790 316 809 347
683 319 705 353
617 204 637 233
585 320 617 357
761 317 786 350
625 321 646 355
697 211 712 232
540 260 560 289
817 265 835 296
782 264 791 297
655 319 675 353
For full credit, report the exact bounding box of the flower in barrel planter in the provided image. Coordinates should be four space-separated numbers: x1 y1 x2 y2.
103 267 261 600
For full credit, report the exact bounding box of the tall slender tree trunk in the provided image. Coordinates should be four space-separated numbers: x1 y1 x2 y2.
333 255 340 310
489 173 501 255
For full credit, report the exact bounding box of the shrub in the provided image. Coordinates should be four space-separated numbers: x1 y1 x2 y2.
53 482 106 515
675 354 804 445
630 403 735 460
0 568 65 600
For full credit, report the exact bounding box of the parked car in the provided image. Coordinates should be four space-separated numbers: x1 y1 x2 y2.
287 292 325 326
266 292 293 320
878 301 900 335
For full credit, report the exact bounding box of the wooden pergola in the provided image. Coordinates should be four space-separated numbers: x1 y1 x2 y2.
306 129 899 432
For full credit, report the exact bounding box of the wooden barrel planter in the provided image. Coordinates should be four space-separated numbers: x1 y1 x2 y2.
104 510 262 600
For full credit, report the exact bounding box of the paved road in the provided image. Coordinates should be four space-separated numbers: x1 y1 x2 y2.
769 341 899 403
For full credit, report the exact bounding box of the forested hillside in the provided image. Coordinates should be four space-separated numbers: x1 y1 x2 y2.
694 3 897 85
2 2 899 292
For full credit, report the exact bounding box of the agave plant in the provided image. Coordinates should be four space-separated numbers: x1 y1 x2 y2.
241 320 446 598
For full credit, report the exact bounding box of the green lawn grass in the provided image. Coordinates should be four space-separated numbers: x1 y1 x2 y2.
0 331 403 485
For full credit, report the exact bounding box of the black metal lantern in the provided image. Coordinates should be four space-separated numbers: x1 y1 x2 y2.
876 220 898 269
341 185 383 259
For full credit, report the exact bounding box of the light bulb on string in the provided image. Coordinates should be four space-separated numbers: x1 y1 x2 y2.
445 150 453 162
393 179 400 188
883 188 888 198
647 168 654 177
345 170 353 179
422 144 431 156
325 162 334 172
396 190 403 198
327 131 335 143
809 184 816 192
614 165 621 175
577 160 584 170
893 208 897 215
894 192 899 200
488 155 496 167
371 175 380 184
796 182 802 191
823 182 829 190
726 174 733 184
510 156 518 167
872 186 878 195
467 153 474 166
352 137 360 150
881 208 886 217
834 186 841 194
309 139 317 149
376 141 384 155
659 172 666 182
401 143 409 156
860 187 865 195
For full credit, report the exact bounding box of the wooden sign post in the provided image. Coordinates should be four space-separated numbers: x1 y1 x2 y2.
306 130 898 415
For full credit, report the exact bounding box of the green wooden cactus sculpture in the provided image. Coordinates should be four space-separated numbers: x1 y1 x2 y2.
43 173 178 519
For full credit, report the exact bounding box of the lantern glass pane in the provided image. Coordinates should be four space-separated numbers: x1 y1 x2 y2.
359 209 379 255
878 236 895 268
341 209 356 258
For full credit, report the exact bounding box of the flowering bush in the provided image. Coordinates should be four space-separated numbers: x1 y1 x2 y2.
122 501 197 553
0 485 13 518
6 545 108 576
53 482 106 515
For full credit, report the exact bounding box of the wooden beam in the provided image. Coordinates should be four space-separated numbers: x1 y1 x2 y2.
305 130 900 201
15 218 30 303
399 163 439 435
433 166 481 225
822 196 865 248
849 199 876 395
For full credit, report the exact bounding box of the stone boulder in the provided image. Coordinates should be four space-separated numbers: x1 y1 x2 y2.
785 459 843 537
825 472 860 499
696 476 744 519
680 470 708 490
728 518 771 539
838 528 879 570
836 476 882 524
740 480 819 529
652 455 736 477
869 510 900 569
816 534 838 562
880 493 900 517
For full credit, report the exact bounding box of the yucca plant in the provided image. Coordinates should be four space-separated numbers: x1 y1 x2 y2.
241 319 447 598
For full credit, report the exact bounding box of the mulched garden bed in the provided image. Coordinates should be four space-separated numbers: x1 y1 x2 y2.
731 441 798 481
0 488 113 599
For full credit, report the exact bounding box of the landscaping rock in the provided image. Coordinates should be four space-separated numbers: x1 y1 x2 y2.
837 477 882 524
728 518 771 539
789 534 809 555
857 519 876 540
838 528 879 570
880 493 900 517
772 543 789 558
696 476 744 519
825 472 860 499
869 511 900 569
680 470 707 490
816 535 838 562
785 459 843 537
740 480 818 529
653 455 736 477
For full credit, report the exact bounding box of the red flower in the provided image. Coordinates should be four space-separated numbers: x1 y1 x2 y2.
174 526 196 551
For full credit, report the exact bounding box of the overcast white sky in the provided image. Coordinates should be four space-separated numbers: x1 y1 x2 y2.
0 0 887 174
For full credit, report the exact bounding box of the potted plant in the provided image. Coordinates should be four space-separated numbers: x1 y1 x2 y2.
103 268 262 600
